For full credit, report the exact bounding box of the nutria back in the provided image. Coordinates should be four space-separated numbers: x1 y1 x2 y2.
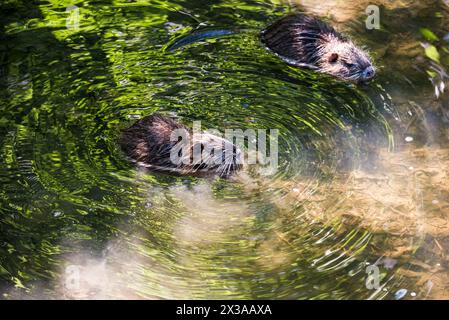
261 14 375 83
120 115 182 166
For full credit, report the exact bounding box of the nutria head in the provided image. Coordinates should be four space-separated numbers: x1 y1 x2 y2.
261 14 376 83
317 34 375 83
174 132 243 177
120 115 243 178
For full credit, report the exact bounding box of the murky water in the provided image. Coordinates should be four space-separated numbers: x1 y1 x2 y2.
1 0 449 299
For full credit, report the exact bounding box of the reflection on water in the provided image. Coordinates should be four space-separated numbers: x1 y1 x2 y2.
0 0 449 299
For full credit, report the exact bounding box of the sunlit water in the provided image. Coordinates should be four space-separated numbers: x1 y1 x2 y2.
1 0 449 299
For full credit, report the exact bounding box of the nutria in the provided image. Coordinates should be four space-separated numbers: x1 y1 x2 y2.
120 115 243 178
261 14 375 83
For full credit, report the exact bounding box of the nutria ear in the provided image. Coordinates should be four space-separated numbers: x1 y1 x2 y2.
328 53 339 63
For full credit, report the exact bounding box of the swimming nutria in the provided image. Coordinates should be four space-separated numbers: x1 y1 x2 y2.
120 115 243 178
261 14 375 83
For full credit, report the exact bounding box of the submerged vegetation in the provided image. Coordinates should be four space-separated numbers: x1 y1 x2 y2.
0 0 449 299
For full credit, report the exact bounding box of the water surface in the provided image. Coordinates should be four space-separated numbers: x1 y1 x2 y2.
1 0 449 299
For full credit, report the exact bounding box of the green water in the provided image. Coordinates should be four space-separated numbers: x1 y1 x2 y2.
1 0 449 299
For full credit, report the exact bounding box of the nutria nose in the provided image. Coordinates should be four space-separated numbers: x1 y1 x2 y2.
362 66 375 80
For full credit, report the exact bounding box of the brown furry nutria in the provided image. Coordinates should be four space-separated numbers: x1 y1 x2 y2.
261 14 375 83
120 115 243 178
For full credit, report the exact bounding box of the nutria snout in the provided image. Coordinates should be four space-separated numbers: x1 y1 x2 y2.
120 115 243 178
261 14 375 83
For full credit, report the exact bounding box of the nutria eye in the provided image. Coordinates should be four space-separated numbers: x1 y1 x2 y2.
328 53 339 63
